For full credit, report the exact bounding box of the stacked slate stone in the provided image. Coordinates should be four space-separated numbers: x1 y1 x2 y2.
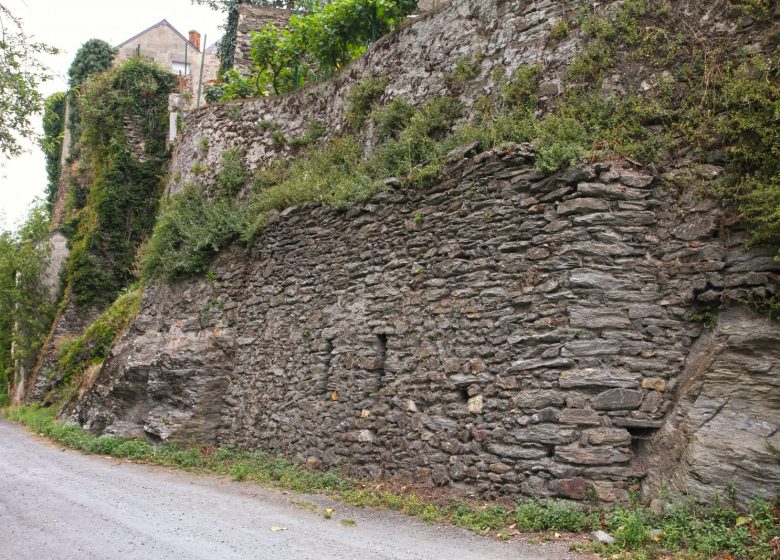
71 142 779 503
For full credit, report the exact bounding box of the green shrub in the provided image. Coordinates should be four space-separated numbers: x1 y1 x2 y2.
534 115 589 172
215 147 247 198
514 500 600 533
346 75 388 128
141 184 245 280
445 52 484 90
371 97 415 140
289 120 327 148
502 65 540 110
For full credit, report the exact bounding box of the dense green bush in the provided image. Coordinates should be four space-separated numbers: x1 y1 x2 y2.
41 92 67 212
0 204 57 401
65 39 118 162
346 75 388 127
68 39 117 88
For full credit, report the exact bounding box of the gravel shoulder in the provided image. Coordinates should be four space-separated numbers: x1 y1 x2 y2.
0 418 584 560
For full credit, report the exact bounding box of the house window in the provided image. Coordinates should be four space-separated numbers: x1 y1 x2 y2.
172 61 190 75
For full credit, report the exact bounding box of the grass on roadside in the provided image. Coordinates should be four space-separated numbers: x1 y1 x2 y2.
4 404 778 559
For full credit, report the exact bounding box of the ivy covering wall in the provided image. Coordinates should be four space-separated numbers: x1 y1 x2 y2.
65 59 175 308
41 92 67 213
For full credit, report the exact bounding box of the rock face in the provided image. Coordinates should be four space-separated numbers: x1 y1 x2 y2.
69 145 780 504
642 306 780 506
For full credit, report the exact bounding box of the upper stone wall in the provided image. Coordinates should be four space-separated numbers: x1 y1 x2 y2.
70 145 780 505
169 0 568 194
232 0 453 76
234 6 292 74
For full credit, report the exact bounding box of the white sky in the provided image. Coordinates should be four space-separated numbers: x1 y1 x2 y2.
0 0 223 231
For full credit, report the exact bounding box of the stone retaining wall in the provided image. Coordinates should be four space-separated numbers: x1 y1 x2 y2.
70 145 780 504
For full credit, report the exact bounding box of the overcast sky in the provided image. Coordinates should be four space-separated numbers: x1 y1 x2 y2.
0 0 223 231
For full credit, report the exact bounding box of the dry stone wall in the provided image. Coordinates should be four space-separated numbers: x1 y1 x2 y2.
233 6 292 74
169 0 569 194
70 144 780 504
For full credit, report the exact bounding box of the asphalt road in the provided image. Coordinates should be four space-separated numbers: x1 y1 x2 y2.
0 418 582 560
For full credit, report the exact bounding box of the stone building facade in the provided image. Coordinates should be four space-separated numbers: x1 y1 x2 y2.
115 19 219 107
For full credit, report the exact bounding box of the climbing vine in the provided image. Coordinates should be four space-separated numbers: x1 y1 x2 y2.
41 92 67 212
66 59 174 308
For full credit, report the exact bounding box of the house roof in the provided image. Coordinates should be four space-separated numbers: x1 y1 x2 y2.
116 19 201 52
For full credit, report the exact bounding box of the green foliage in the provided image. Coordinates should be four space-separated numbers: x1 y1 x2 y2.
512 500 600 533
214 69 257 101
64 59 174 308
501 65 540 111
561 2 780 250
692 307 718 329
140 184 245 280
595 499 780 560
289 120 327 147
0 4 58 159
65 39 119 161
67 39 117 88
41 92 67 212
533 115 589 173
215 147 248 197
54 286 141 391
144 96 462 279
214 0 418 102
0 204 57 400
346 75 388 128
249 21 308 95
445 51 483 91
549 19 570 44
709 57 780 247
370 96 415 140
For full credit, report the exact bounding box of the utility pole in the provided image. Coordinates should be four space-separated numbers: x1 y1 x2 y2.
196 34 207 108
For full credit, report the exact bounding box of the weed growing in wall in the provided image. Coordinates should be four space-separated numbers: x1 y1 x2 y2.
346 75 389 128
554 0 780 249
50 286 142 401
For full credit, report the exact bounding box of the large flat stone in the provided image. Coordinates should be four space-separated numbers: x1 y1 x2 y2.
512 425 578 445
592 388 643 410
556 444 633 465
486 443 549 460
559 368 641 389
569 307 631 328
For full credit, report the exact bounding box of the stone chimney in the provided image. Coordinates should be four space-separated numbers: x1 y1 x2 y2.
189 30 201 51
